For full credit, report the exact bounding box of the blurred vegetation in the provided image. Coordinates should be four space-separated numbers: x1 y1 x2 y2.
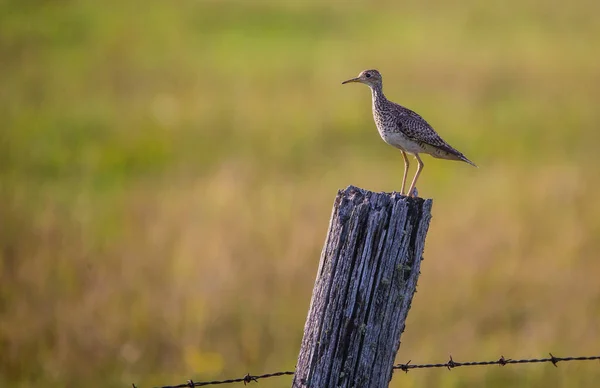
1 0 599 387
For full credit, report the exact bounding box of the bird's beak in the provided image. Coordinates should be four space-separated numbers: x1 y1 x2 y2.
341 77 360 85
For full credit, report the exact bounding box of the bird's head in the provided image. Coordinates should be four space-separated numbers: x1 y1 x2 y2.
342 69 382 88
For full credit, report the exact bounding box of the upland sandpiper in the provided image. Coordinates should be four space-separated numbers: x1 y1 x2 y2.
342 69 476 197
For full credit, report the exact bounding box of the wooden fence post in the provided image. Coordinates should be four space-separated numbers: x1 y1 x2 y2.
292 185 432 388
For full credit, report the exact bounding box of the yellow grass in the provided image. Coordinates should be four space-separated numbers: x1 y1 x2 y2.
1 1 599 387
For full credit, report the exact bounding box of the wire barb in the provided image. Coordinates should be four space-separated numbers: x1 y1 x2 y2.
497 355 510 366
447 355 456 370
398 360 411 373
137 353 600 387
242 374 257 385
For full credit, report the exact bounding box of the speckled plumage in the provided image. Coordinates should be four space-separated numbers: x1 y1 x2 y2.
342 69 476 197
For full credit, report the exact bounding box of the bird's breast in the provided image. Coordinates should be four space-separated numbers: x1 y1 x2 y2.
372 110 423 153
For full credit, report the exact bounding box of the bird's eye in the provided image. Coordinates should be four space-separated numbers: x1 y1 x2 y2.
365 73 371 78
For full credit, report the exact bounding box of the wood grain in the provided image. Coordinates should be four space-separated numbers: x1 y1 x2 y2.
292 186 432 388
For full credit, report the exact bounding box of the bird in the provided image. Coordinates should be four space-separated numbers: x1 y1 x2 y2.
342 69 476 197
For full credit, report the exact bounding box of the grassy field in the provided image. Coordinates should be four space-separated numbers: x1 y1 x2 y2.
1 1 599 387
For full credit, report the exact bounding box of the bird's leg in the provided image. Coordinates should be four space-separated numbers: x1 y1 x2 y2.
400 151 410 195
407 154 424 198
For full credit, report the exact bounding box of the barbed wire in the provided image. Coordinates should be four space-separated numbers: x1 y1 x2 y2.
393 353 600 372
137 371 295 388
134 353 600 388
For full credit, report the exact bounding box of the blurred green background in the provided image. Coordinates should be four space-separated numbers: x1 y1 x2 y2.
1 0 599 387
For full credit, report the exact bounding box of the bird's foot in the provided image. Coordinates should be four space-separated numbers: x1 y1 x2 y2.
409 186 418 198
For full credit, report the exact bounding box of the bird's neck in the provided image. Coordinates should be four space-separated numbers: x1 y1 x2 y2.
370 84 386 107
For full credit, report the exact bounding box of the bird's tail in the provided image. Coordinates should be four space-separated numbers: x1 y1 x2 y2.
459 155 478 168
428 144 478 167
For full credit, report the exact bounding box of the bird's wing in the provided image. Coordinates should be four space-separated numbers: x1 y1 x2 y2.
391 104 477 166
394 107 451 149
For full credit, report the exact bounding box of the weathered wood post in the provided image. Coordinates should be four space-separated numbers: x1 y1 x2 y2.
292 185 432 388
